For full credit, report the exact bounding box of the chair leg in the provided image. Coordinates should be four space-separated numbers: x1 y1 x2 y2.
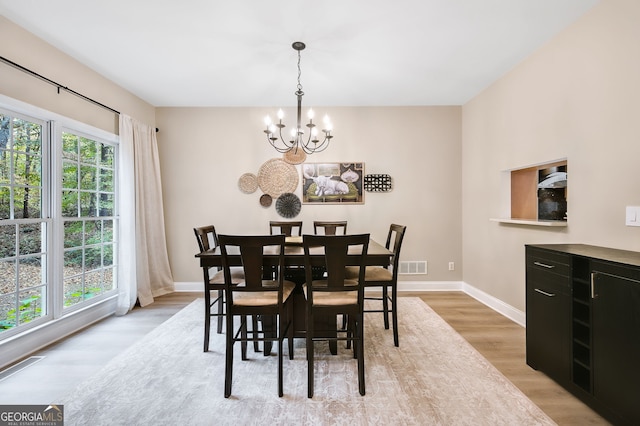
345 314 352 349
357 316 365 396
382 286 390 330
288 301 295 360
204 290 211 352
349 316 357 359
307 311 314 398
391 285 399 347
252 316 260 352
216 289 224 334
278 317 284 397
224 312 234 398
241 317 248 361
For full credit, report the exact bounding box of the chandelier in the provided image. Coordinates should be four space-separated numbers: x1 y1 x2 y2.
263 42 333 155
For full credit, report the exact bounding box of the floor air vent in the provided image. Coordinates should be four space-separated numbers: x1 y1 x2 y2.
0 356 45 382
399 261 427 275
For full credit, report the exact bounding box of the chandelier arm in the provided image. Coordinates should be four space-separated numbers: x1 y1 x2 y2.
312 135 331 153
267 135 292 153
266 124 297 153
299 133 330 154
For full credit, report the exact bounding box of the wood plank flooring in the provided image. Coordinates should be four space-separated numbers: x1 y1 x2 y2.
0 291 610 425
417 292 609 425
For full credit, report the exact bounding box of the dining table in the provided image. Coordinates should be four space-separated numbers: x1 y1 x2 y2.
195 236 393 354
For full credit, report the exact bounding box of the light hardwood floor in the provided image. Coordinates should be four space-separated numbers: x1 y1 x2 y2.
0 291 610 424
417 292 609 425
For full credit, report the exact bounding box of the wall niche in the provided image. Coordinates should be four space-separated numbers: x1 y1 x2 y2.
492 158 567 227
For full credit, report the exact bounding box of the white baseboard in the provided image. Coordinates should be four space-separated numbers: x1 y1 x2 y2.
174 282 202 292
461 283 525 327
174 280 525 327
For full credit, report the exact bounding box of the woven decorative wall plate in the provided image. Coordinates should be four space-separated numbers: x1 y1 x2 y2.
238 173 258 194
283 149 307 165
259 194 272 207
275 193 301 218
363 174 392 192
257 158 299 197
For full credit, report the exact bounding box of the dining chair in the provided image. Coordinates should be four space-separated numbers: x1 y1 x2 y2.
269 220 303 236
302 233 370 398
345 224 407 347
218 234 296 398
193 225 246 352
313 220 348 235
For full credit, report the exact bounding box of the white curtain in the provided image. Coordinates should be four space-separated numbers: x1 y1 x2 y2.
116 114 174 315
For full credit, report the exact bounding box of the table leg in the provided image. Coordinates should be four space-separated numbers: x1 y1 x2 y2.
260 315 275 355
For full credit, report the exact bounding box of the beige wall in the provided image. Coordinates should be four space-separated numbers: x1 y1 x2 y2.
156 106 462 283
0 16 155 132
461 0 640 310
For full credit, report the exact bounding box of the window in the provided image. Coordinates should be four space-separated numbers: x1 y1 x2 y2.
0 105 118 338
60 130 117 309
0 111 48 333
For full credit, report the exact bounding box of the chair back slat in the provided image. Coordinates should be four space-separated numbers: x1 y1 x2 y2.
270 221 303 236
313 221 347 235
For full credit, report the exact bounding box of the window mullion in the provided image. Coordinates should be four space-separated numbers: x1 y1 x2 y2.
50 121 63 319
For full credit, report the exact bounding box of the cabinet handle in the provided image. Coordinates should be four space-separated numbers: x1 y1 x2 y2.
591 272 596 299
533 261 555 269
534 288 555 297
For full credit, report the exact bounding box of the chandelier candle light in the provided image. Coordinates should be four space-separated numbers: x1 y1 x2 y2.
264 42 333 154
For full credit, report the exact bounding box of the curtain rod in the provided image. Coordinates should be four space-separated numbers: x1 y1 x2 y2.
0 55 159 132
1 55 120 115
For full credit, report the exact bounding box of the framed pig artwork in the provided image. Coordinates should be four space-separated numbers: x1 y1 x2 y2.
301 162 364 204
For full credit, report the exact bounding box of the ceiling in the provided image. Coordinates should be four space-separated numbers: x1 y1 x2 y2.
0 0 599 107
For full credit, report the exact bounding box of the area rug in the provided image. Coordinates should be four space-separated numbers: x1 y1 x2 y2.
58 298 554 425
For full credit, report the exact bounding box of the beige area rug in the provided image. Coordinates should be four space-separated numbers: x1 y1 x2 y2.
59 298 554 426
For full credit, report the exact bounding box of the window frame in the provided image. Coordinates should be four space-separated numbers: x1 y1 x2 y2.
0 108 52 337
53 124 119 316
0 96 119 340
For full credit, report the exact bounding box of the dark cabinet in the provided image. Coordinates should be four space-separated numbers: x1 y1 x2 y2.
526 244 640 426
525 247 570 386
591 261 640 425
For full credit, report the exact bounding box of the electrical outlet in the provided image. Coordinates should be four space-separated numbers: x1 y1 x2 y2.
448 262 455 271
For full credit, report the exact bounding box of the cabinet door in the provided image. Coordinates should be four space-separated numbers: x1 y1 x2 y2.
592 263 640 425
526 267 570 383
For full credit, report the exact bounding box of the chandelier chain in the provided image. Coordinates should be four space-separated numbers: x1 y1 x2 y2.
296 50 303 93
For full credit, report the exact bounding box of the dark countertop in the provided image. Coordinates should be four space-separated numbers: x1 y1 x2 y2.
526 244 640 268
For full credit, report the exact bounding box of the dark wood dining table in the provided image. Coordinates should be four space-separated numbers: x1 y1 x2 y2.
196 236 393 268
195 237 393 354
